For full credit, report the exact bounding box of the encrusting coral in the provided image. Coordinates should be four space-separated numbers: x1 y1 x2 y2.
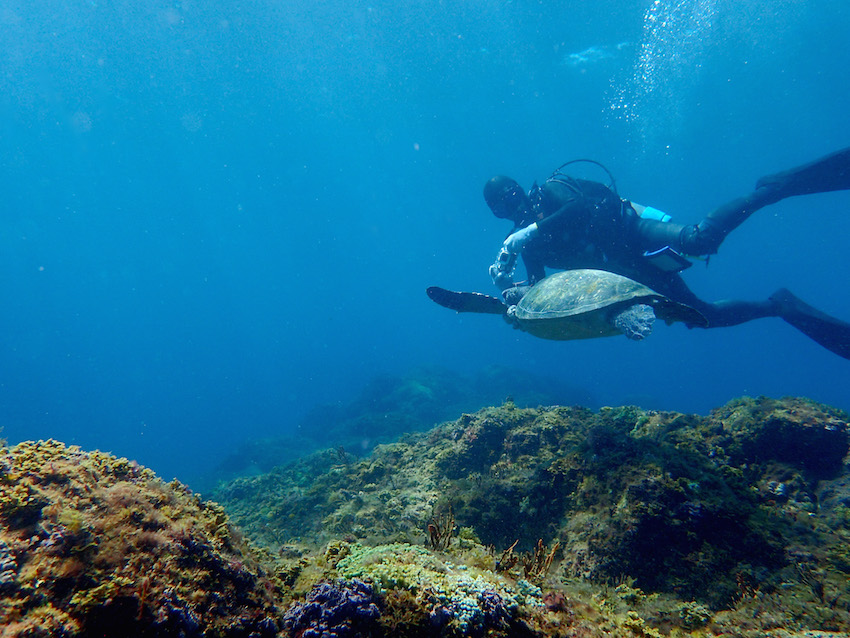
4 395 850 638
0 439 281 637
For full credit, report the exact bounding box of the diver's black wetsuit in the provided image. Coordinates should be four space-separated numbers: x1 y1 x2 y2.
514 176 779 328
503 146 850 337
421 148 850 355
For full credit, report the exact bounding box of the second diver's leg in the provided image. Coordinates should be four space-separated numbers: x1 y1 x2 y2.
677 282 850 359
648 273 780 328
770 288 850 359
681 146 850 256
692 298 779 328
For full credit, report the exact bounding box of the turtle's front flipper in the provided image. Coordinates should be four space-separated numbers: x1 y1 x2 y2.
426 287 507 315
612 304 655 340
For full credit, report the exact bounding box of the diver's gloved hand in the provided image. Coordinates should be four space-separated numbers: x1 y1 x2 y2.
503 222 539 253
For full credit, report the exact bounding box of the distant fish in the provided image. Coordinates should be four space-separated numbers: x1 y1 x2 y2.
565 42 633 67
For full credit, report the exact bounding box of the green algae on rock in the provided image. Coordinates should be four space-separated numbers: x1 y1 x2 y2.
207 365 592 487
216 395 850 636
0 439 281 637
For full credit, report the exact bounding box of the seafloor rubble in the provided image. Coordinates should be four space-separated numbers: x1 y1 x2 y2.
3 396 850 637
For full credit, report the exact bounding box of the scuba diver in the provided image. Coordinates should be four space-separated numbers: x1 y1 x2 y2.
481 147 850 358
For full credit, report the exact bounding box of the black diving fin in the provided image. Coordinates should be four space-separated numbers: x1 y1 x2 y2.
770 288 850 360
756 146 850 200
426 286 508 315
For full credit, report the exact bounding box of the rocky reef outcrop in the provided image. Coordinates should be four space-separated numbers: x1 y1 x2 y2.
4 395 850 637
215 396 850 636
0 439 281 637
206 365 591 486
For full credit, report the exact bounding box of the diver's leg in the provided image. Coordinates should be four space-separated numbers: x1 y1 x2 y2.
654 273 779 328
638 193 772 256
692 299 779 328
680 147 850 255
679 188 780 255
770 288 850 359
639 186 808 257
756 146 850 199
685 286 850 359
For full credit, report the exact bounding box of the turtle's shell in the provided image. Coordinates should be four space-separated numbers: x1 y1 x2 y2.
514 269 669 341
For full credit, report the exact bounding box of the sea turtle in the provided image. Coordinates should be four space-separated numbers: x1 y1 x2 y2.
427 269 707 341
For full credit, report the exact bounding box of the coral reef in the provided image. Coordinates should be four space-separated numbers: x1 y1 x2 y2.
5 395 850 637
331 542 539 636
216 395 850 636
204 365 592 487
0 439 281 637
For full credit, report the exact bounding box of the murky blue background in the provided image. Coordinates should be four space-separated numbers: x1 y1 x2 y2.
2 0 849 484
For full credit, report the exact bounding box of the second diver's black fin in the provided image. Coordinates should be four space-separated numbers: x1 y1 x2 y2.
770 288 850 360
426 286 508 315
756 146 850 200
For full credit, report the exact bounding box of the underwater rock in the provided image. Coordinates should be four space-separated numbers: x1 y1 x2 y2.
0 439 281 637
4 395 850 637
710 396 849 479
217 395 850 627
207 365 593 485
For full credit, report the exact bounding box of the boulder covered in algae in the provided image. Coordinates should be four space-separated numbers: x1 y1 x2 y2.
215 395 850 636
0 439 281 637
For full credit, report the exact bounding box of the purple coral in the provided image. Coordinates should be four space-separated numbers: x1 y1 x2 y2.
478 589 512 629
283 579 380 638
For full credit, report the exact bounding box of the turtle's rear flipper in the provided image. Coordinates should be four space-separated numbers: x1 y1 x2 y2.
771 288 850 359
756 147 850 201
427 286 507 315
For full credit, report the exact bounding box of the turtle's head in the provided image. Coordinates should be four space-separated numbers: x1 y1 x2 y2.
484 176 532 225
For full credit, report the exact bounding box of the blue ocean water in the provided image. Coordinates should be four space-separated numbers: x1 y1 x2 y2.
1 0 849 484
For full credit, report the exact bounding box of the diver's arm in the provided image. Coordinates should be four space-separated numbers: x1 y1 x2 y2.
534 197 583 237
502 185 582 252
522 253 546 286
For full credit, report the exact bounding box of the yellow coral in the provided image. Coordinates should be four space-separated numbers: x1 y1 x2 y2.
623 610 662 637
